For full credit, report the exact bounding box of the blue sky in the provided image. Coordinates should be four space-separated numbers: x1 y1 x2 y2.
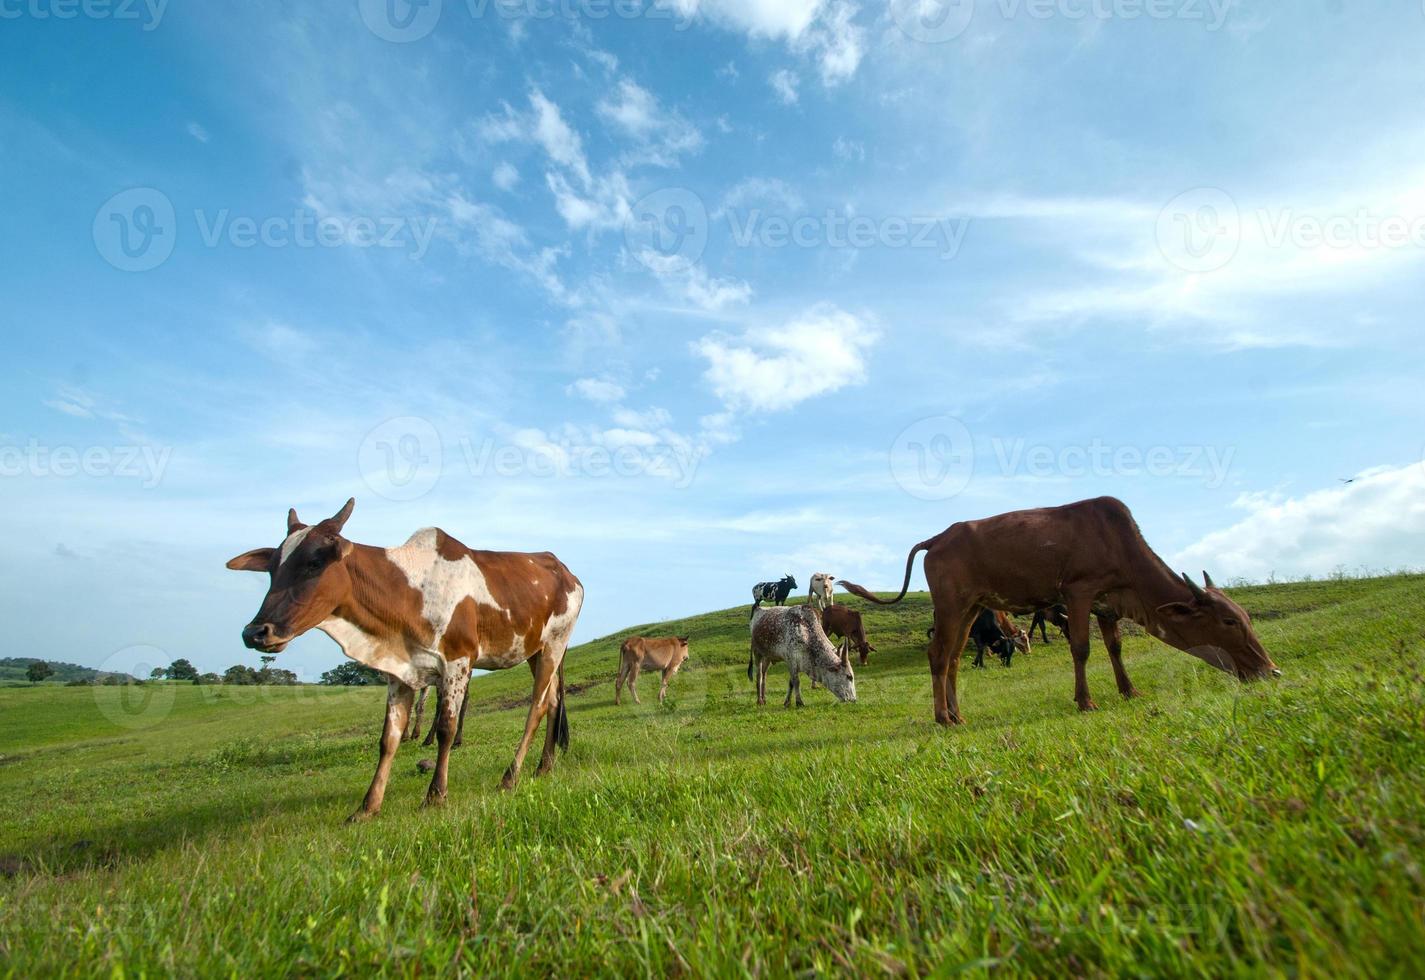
2 0 1423 679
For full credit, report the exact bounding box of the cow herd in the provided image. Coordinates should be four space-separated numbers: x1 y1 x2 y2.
227 495 1280 818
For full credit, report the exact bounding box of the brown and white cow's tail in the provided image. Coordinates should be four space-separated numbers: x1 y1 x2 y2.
839 536 937 606
553 662 570 752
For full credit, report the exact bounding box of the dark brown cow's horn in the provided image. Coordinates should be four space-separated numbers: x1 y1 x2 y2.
287 508 303 534
1202 570 1216 589
1182 572 1208 602
330 497 356 531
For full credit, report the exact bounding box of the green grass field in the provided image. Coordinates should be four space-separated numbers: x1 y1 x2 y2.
1 575 1423 976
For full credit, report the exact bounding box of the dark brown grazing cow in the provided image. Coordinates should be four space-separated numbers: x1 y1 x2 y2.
1028 604 1069 644
819 605 876 665
226 499 584 819
840 496 1279 726
615 636 690 705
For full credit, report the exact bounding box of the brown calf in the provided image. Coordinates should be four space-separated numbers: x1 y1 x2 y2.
840 496 1278 726
226 499 584 819
615 636 690 705
818 604 876 665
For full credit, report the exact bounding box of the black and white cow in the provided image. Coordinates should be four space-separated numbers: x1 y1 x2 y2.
751 574 798 607
968 607 1017 669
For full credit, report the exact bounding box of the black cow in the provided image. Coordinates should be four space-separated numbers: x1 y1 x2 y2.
969 607 1016 668
1029 604 1070 644
751 574 798 607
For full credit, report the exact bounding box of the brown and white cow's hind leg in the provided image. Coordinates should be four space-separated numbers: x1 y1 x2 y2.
501 650 559 790
756 657 770 705
404 688 426 742
535 660 568 777
350 682 415 822
423 658 472 807
1097 613 1140 699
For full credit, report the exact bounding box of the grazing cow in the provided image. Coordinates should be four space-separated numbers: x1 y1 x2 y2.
226 499 584 820
840 497 1279 726
751 574 798 607
809 572 836 611
819 604 876 665
996 610 1032 656
747 605 857 707
615 636 690 705
969 608 1016 668
1028 604 1070 644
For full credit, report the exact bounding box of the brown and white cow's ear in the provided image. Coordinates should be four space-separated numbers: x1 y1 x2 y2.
226 547 276 572
338 537 355 560
287 508 305 535
329 497 355 531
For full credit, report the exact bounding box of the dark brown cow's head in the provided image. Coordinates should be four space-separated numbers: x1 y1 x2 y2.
225 499 358 653
1155 571 1280 680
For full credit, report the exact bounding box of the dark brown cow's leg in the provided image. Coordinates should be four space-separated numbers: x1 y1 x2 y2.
1097 614 1140 699
350 682 415 822
501 651 557 790
1067 598 1097 711
424 659 471 807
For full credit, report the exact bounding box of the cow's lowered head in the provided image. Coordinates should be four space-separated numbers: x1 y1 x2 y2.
813 638 857 703
1156 571 1280 680
225 498 358 654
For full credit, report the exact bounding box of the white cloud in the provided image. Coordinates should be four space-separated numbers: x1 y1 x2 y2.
673 0 865 85
529 89 592 187
769 69 800 105
694 304 879 412
186 121 210 143
492 161 519 191
1174 463 1425 581
635 250 753 311
596 79 703 167
674 0 824 39
567 378 627 403
800 0 863 85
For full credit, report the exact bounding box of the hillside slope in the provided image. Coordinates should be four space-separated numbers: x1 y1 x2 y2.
1 575 1422 975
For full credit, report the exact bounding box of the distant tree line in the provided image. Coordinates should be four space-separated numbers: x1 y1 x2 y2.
319 661 385 686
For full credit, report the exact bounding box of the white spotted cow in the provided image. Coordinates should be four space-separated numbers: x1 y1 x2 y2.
747 604 857 708
226 498 584 820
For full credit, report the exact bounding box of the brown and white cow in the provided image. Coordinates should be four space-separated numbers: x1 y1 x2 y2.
614 635 690 705
225 499 583 819
840 496 1278 726
809 572 835 611
747 604 857 707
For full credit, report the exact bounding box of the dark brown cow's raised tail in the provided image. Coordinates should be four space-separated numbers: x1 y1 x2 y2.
840 537 936 605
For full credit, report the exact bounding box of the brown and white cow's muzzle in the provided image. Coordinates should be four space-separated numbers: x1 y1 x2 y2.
242 621 291 653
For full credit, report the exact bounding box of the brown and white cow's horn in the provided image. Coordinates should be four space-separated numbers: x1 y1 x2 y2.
287 508 303 534
329 497 356 531
1182 572 1208 601
1202 570 1216 589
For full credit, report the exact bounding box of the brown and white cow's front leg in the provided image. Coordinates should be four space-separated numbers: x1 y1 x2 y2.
350 682 415 823
424 658 472 807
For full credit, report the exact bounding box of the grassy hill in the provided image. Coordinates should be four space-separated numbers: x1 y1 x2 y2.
0 657 136 686
0 575 1422 975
